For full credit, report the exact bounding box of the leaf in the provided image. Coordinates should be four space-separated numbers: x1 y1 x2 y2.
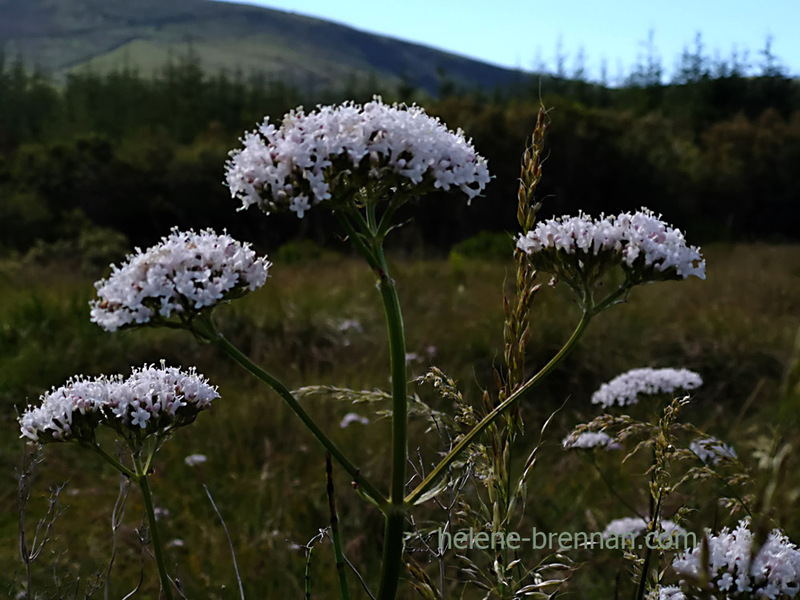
412 473 451 505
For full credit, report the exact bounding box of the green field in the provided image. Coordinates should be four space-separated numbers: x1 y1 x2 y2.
1 243 799 598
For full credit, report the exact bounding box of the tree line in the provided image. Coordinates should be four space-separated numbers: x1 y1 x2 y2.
0 42 798 263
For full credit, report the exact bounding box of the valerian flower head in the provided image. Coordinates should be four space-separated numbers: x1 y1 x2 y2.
104 364 219 437
516 209 705 308
19 375 113 443
672 518 800 599
225 97 490 217
591 368 703 408
90 228 270 332
647 586 686 600
184 453 208 467
19 364 219 444
689 436 738 466
603 517 687 540
562 430 621 450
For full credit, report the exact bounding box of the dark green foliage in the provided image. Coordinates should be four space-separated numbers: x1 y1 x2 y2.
0 42 798 260
275 240 330 265
449 231 514 261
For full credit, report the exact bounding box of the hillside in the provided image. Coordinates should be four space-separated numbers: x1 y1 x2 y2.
0 0 527 92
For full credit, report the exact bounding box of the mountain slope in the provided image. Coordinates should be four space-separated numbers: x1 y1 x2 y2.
0 0 527 92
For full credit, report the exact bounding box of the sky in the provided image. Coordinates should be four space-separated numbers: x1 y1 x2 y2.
215 0 800 82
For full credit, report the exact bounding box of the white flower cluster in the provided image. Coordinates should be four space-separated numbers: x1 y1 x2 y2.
19 364 219 443
647 586 686 600
340 412 370 428
184 453 208 467
225 98 491 217
19 376 111 442
562 430 621 450
591 368 703 408
91 228 271 332
673 519 800 599
604 517 687 540
516 209 706 281
690 436 738 466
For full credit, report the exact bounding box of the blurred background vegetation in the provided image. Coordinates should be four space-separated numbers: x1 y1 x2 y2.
0 34 799 265
1 19 799 598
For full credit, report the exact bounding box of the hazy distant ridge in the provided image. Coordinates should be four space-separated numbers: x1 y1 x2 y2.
0 0 526 92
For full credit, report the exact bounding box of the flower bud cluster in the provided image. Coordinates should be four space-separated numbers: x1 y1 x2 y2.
672 519 800 599
225 97 490 217
19 364 219 443
516 209 705 287
591 368 702 408
90 228 270 332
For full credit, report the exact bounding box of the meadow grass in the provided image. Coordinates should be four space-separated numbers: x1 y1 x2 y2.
1 243 798 598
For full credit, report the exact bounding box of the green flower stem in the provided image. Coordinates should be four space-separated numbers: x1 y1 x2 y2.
635 489 663 600
373 248 409 506
406 308 593 506
337 207 410 600
89 442 136 479
213 332 387 507
142 440 159 476
335 212 382 272
377 510 406 600
592 283 632 314
374 244 409 600
133 456 173 600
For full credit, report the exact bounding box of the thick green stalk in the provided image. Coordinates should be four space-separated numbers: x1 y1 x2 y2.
134 457 173 599
377 510 406 600
336 208 409 599
213 333 386 507
374 245 409 600
374 247 409 506
406 309 593 505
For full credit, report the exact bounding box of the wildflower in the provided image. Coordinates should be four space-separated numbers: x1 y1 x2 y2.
689 436 737 466
603 517 687 540
335 319 363 334
672 518 800 599
90 228 270 332
647 586 686 600
19 375 112 442
225 97 490 217
104 364 219 436
184 453 208 466
340 412 370 428
562 430 621 450
591 368 702 408
19 364 219 443
516 209 705 307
